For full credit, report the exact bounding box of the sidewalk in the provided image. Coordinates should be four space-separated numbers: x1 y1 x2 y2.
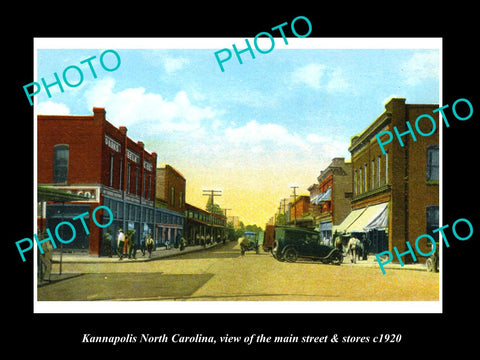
51 242 220 264
342 253 428 272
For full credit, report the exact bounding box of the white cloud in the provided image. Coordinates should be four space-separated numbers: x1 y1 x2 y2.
401 51 439 86
164 57 190 73
225 120 308 150
37 101 70 115
291 63 326 89
291 63 350 92
83 78 217 132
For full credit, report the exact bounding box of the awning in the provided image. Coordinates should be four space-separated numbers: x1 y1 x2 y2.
333 202 389 234
37 185 88 202
332 207 367 234
311 187 331 204
363 203 388 230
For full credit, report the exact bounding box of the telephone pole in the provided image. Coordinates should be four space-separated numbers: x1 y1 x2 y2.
290 186 298 226
203 189 222 241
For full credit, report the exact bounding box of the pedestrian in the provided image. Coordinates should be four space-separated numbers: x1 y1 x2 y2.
346 235 360 264
117 228 125 260
140 233 146 257
39 230 53 282
127 229 137 259
362 234 370 260
146 234 154 258
238 236 249 256
103 229 112 257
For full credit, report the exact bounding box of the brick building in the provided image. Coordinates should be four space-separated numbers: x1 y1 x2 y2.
287 195 311 227
156 165 186 214
154 165 186 246
334 98 439 262
309 157 352 244
38 107 158 255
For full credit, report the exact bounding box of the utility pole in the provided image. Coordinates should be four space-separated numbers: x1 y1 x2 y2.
290 186 298 226
203 189 222 241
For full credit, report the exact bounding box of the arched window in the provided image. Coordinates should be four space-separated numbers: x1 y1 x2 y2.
53 144 69 183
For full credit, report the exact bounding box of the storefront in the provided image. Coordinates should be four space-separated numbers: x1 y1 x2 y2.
333 202 389 253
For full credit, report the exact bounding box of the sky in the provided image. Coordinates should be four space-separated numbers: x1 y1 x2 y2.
34 38 440 226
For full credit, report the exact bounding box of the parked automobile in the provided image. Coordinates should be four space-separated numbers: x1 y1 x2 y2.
272 226 343 265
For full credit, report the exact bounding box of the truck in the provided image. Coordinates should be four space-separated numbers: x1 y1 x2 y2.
263 224 275 252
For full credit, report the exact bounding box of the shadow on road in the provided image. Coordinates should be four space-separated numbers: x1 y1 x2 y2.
37 273 214 301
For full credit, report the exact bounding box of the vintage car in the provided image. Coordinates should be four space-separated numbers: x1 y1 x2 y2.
238 231 260 255
272 226 343 265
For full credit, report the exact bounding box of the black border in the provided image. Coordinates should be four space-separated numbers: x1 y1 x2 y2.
7 5 477 354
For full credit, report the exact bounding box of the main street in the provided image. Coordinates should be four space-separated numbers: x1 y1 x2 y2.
37 241 439 302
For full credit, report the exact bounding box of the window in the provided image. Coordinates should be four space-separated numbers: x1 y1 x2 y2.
377 156 381 187
179 191 183 209
358 167 362 194
135 168 139 195
119 159 123 190
109 153 114 187
427 145 439 181
126 163 131 193
353 170 357 195
170 186 175 207
363 163 367 192
371 159 375 190
426 206 439 241
53 144 69 183
385 151 389 184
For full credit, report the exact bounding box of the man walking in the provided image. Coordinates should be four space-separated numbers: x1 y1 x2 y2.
117 228 125 260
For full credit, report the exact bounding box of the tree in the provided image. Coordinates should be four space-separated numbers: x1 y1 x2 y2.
205 197 224 215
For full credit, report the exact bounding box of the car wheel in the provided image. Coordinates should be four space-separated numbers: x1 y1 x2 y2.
426 258 433 272
284 248 297 263
330 252 343 265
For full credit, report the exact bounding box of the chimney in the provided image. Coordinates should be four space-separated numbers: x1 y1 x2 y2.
119 126 127 136
92 107 106 122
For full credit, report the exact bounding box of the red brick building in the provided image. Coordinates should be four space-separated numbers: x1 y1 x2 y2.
309 157 352 243
335 98 439 262
156 165 186 214
287 195 311 226
38 107 158 255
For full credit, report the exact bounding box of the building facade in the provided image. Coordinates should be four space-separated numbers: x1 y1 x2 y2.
184 203 226 245
335 98 439 262
155 165 186 246
38 107 163 255
310 157 352 243
287 195 311 227
156 165 186 214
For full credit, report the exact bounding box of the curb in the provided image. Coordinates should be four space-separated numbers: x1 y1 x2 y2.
51 243 221 264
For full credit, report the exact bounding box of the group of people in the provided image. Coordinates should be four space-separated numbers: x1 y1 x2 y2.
334 232 370 264
194 234 226 247
108 228 190 260
114 228 155 260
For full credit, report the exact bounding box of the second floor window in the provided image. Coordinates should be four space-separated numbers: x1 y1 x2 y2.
427 145 439 181
53 144 69 183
